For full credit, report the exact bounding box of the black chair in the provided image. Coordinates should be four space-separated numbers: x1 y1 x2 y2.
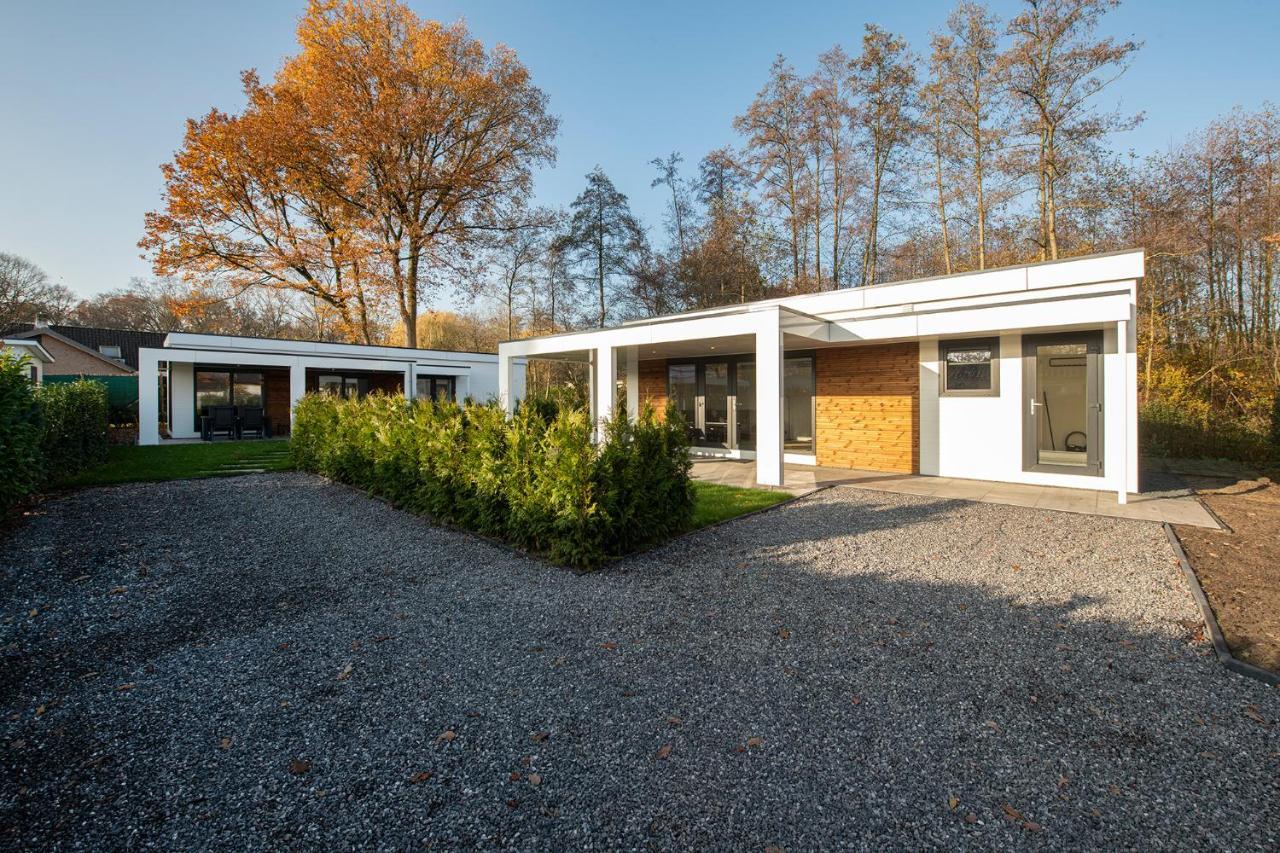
204 405 238 441
239 406 270 439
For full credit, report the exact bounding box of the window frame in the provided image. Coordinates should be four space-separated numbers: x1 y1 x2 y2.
939 336 1000 398
98 344 123 359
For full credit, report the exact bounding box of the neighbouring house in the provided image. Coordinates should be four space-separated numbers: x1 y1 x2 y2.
1 338 55 383
498 249 1143 503
0 323 167 377
137 332 525 443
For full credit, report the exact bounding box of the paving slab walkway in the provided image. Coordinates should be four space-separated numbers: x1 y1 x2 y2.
692 459 1220 528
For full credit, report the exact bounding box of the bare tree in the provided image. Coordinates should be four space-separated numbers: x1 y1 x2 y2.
1002 0 1140 260
851 25 918 285
0 253 75 329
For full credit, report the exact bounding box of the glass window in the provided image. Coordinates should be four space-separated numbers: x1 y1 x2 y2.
702 362 730 447
735 361 755 451
233 372 263 407
942 338 998 394
416 376 455 401
99 344 123 359
783 356 815 453
318 375 344 396
195 370 232 413
667 364 697 433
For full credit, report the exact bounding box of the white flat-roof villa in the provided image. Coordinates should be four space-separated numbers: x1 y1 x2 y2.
498 249 1142 503
137 333 524 444
136 249 1142 503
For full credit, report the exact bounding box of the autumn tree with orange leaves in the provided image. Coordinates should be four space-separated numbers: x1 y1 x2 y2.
142 0 557 345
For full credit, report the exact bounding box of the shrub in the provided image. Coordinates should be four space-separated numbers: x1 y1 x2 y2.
290 393 694 568
0 354 45 513
1140 400 1270 468
37 378 109 481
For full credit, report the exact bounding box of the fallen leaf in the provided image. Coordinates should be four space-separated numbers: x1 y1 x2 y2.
1024 821 1043 832
218 737 233 751
1244 705 1266 724
520 755 533 767
947 795 959 810
373 635 391 643
1118 639 1135 648
527 773 542 786
1012 564 1022 572
288 759 311 775
776 628 791 640
963 812 978 824
656 744 672 760
409 771 432 784
335 663 354 681
599 642 618 650
850 695 862 705
530 731 550 743
116 683 135 692
437 730 456 743
764 846 785 853
35 705 46 716
506 798 519 809
109 587 127 595
984 720 1001 733
667 716 683 726
1001 804 1025 822
1057 774 1069 789
28 608 38 618
746 736 763 748
1107 784 1122 796
509 771 521 782
72 575 89 582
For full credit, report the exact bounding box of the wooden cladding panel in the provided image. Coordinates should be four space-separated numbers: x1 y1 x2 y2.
638 359 668 416
815 343 919 473
262 368 292 437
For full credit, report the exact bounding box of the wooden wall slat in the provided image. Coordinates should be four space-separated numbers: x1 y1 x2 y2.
815 343 919 473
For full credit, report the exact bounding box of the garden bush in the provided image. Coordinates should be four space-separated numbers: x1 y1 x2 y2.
37 379 110 480
0 354 45 514
1140 399 1271 468
290 392 693 568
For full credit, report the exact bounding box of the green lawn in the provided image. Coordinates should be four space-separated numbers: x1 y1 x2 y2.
54 440 292 489
54 443 787 531
688 481 791 530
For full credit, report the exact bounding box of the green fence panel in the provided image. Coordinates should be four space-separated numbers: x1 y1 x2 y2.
43 375 139 410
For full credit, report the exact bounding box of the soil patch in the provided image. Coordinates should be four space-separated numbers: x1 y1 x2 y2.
1174 479 1280 673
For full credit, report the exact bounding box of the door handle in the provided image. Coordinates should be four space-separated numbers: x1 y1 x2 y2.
1029 399 1042 416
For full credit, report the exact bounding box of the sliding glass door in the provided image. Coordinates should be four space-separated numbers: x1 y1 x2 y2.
667 354 813 454
1022 332 1102 475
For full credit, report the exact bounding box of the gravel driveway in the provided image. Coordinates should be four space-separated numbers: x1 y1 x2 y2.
2 473 1277 850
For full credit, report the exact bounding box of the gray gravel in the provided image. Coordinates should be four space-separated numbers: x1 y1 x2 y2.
2 473 1277 850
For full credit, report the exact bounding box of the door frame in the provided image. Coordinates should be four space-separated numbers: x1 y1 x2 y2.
1021 331 1104 476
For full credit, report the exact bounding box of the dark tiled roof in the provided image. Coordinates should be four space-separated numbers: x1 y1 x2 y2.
0 323 169 370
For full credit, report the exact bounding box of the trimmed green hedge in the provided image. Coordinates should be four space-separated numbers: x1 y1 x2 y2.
38 379 109 480
0 354 45 513
0 355 111 515
290 393 693 568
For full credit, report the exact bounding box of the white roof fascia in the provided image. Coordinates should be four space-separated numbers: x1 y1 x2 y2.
160 332 499 364
2 339 55 363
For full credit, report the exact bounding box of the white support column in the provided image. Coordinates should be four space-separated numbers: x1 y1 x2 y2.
289 362 307 432
497 351 515 415
137 348 160 445
593 344 617 441
403 365 415 401
1116 318 1129 505
755 309 784 487
625 346 640 422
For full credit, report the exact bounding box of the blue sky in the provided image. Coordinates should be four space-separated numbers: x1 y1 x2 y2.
2 0 1277 306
